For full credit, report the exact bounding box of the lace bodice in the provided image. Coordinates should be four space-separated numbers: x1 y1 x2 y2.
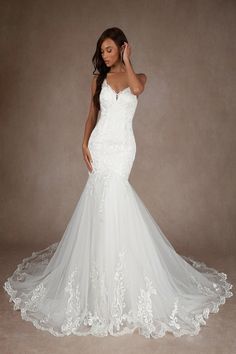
88 78 138 180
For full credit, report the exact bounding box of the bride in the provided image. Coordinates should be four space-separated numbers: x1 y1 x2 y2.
3 27 233 339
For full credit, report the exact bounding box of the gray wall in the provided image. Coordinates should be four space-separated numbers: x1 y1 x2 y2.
1 0 235 256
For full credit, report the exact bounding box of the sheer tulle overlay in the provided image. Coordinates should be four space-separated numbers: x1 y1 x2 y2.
3 78 233 338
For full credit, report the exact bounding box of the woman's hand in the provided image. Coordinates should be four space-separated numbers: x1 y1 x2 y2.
122 42 131 63
82 144 93 172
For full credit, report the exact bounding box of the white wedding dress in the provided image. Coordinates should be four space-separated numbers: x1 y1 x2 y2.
3 78 233 339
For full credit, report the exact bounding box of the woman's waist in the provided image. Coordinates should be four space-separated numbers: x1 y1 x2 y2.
89 125 135 144
88 132 136 151
89 136 136 149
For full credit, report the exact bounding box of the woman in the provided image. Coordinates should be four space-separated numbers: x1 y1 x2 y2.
3 27 233 339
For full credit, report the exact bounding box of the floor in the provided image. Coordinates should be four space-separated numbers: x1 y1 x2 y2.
1 244 235 354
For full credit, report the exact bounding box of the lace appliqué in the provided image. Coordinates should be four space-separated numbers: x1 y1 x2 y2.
61 268 81 333
3 245 234 338
137 275 157 336
169 297 180 330
111 249 128 331
85 171 129 222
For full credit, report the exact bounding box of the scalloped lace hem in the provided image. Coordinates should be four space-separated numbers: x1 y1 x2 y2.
3 245 234 339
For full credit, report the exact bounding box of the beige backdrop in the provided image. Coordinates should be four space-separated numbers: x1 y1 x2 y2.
1 0 235 257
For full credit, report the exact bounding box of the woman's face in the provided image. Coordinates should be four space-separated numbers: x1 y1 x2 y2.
100 38 121 67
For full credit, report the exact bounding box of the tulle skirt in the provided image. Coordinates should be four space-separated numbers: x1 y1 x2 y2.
3 172 233 338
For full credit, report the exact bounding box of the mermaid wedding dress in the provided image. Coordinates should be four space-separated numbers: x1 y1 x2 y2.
3 78 233 339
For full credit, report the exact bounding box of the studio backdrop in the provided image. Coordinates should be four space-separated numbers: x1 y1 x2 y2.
0 0 235 257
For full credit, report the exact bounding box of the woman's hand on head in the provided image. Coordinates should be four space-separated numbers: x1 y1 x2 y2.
82 144 93 172
122 42 131 63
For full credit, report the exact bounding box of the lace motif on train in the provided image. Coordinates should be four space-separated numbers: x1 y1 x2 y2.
3 243 233 338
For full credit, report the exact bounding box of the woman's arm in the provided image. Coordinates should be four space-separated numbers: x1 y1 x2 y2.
82 75 99 148
122 42 147 96
82 75 99 172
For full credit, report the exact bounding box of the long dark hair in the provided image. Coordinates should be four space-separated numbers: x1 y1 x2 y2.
92 27 128 111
